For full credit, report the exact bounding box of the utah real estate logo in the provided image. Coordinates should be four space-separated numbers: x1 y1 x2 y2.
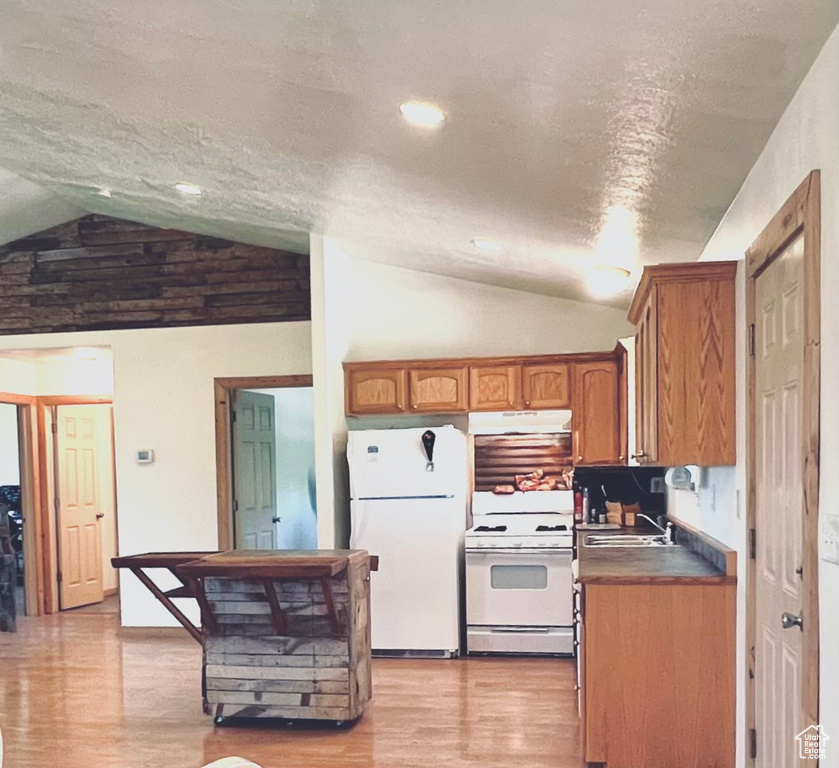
796 725 829 760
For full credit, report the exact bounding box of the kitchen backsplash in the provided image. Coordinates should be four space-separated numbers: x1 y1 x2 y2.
573 466 667 518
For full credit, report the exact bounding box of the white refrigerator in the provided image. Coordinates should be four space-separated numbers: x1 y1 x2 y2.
348 425 467 656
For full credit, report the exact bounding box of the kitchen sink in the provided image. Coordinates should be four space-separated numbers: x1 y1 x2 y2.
584 534 677 547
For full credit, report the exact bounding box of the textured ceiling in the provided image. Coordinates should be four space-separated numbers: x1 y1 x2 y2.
0 0 835 305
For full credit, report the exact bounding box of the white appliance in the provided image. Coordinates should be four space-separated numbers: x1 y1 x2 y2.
348 425 467 657
466 490 574 655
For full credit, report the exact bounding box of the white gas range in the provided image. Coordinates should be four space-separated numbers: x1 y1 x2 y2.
465 491 574 655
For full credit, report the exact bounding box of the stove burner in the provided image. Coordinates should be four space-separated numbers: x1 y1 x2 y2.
475 525 507 532
535 525 568 532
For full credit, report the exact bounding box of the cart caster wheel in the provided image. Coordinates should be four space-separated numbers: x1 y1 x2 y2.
214 715 225 726
335 720 344 727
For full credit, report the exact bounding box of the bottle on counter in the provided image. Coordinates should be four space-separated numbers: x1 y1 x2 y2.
582 487 591 524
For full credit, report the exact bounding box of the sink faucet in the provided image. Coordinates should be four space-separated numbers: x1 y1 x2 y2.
637 514 674 544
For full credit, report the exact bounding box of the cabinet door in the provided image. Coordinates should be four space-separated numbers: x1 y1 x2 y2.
409 367 468 413
469 365 523 411
522 364 570 409
637 289 658 463
573 360 622 465
346 368 408 415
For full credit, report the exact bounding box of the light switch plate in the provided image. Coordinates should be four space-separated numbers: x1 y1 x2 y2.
822 515 839 565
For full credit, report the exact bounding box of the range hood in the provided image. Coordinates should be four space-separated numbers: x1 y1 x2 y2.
468 409 573 435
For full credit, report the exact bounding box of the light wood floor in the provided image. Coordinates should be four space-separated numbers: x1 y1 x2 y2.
0 610 585 768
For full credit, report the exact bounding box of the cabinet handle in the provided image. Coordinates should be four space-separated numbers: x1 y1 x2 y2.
631 452 648 460
524 400 530 407
578 455 583 462
411 404 418 409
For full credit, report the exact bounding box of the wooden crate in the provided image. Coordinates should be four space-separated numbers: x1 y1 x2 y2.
201 553 372 723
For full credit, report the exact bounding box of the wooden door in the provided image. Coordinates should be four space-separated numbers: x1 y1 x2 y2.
522 364 570 409
755 235 807 767
469 365 522 411
346 368 408 415
233 391 277 550
409 367 468 413
56 405 106 609
573 361 622 465
635 288 658 464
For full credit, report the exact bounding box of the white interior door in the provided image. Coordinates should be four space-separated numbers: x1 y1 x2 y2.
233 391 277 550
755 234 807 766
56 405 106 610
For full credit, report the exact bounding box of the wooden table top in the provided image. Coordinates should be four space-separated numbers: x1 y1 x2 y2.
113 549 378 579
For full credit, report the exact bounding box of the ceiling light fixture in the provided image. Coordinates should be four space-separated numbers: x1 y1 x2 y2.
471 238 503 254
399 101 446 128
587 265 633 298
174 182 203 196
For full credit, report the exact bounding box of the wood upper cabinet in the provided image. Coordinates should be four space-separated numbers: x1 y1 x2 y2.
572 357 625 465
628 261 737 466
409 367 468 413
345 368 408 415
522 363 570 409
634 287 659 464
469 365 523 411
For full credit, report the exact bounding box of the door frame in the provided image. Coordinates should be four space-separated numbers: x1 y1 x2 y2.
214 375 313 550
746 170 821 763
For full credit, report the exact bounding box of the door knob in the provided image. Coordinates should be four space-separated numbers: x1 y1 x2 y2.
96 513 105 519
781 611 803 631
271 516 282 524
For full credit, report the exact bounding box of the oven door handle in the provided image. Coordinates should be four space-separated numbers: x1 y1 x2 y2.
465 547 573 555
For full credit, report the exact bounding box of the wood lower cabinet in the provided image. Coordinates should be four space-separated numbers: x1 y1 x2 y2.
629 262 736 466
572 355 626 465
469 365 523 411
582 581 736 768
409 367 468 412
345 368 408 415
522 363 570 409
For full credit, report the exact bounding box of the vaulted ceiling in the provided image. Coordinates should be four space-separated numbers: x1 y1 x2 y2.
0 0 835 305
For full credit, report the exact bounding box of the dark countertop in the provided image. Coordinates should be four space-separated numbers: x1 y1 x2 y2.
576 528 735 585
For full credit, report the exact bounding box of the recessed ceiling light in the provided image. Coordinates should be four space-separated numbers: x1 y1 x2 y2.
399 101 446 128
471 238 503 254
587 265 633 298
174 182 203 196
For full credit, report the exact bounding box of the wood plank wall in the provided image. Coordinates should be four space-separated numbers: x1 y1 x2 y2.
473 433 573 492
0 215 310 335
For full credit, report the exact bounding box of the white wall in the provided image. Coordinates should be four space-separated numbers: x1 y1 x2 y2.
0 403 20 485
0 322 313 626
36 357 113 396
0 357 36 395
249 387 317 550
348 260 634 361
310 244 636 548
310 235 353 548
667 26 839 768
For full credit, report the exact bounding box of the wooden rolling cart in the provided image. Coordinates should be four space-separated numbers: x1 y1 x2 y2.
113 549 378 726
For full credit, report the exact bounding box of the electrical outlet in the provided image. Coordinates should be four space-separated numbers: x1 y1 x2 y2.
822 515 839 565
650 477 665 494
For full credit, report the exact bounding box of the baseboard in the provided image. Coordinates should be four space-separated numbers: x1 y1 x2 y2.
104 587 119 597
